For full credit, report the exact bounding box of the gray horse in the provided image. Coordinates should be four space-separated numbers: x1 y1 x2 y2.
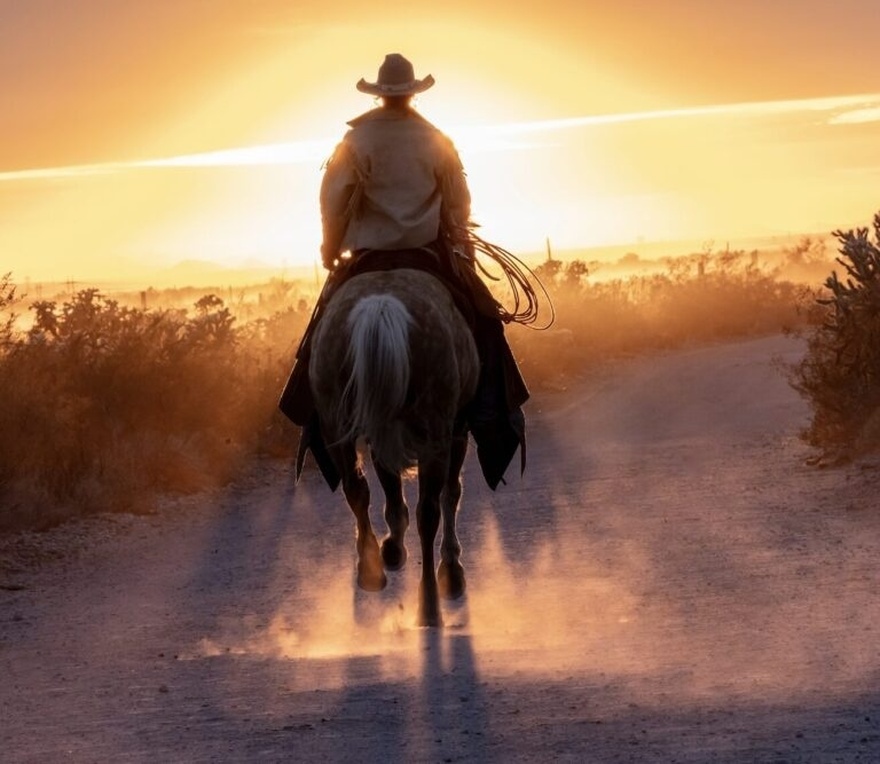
309 268 480 627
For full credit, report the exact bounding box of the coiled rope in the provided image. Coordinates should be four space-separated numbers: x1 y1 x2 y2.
465 228 556 330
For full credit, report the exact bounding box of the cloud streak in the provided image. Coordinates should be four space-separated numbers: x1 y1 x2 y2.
828 106 880 125
2 92 878 183
475 92 880 135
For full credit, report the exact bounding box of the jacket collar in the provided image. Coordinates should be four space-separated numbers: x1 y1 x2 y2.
347 106 434 129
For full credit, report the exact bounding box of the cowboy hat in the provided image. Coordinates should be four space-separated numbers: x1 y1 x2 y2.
356 53 435 97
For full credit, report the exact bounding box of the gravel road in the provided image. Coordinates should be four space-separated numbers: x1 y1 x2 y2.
1 334 878 762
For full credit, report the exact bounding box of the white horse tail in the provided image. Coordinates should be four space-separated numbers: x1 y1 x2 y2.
342 293 414 471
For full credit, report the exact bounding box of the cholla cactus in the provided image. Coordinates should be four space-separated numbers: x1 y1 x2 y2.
791 212 880 452
823 218 880 393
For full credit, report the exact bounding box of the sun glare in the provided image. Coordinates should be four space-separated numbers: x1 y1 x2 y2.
3 5 880 283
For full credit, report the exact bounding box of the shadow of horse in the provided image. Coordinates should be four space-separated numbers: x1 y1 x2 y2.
310 268 480 627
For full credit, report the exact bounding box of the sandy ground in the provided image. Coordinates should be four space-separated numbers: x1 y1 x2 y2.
1 333 879 763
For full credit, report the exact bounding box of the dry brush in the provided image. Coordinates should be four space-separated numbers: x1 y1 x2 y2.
1 249 815 531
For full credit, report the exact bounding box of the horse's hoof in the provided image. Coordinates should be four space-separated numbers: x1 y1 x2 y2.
437 560 466 600
418 582 443 627
357 562 387 592
417 608 443 628
381 537 407 571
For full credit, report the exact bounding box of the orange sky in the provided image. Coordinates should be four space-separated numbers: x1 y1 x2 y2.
2 1 880 281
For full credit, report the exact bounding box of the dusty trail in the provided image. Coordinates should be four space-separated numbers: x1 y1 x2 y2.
2 334 879 762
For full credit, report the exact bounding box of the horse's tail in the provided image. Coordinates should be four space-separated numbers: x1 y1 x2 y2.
342 293 414 472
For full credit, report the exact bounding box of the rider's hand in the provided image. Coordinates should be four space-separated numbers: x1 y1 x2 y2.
321 244 336 271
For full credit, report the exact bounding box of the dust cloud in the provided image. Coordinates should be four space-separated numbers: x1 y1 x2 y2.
185 492 878 708
183 507 645 683
180 333 879 711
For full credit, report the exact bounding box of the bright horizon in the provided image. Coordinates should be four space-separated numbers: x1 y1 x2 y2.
3 1 880 283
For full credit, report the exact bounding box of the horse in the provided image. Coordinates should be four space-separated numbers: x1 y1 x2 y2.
309 268 480 627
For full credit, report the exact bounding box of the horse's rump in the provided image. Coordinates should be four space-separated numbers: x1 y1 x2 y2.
309 269 479 471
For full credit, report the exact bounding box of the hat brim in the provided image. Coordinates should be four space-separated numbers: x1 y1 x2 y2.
356 74 435 97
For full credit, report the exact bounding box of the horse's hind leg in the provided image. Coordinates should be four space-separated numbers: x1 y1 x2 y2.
438 433 468 600
335 441 386 592
374 461 409 571
416 456 448 627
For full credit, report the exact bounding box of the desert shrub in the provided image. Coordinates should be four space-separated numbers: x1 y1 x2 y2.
788 214 880 455
0 273 19 353
777 235 836 284
644 249 807 342
0 286 308 529
508 251 808 391
0 248 810 530
235 302 312 455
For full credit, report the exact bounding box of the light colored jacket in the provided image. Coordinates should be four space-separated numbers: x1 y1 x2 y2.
320 106 471 259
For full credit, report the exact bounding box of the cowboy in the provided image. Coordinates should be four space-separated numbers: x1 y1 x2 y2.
280 53 528 489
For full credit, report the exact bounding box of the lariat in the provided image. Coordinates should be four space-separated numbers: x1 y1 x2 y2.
461 227 555 330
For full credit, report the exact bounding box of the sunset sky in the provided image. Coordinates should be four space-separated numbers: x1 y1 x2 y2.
2 0 880 282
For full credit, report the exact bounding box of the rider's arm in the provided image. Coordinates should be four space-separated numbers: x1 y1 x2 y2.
438 139 474 259
319 139 360 269
441 143 471 231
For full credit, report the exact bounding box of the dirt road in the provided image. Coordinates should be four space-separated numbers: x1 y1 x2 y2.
2 334 879 762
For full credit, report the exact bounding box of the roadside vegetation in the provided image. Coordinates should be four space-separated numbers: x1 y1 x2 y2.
0 279 310 530
0 240 835 531
787 212 880 460
510 244 810 390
